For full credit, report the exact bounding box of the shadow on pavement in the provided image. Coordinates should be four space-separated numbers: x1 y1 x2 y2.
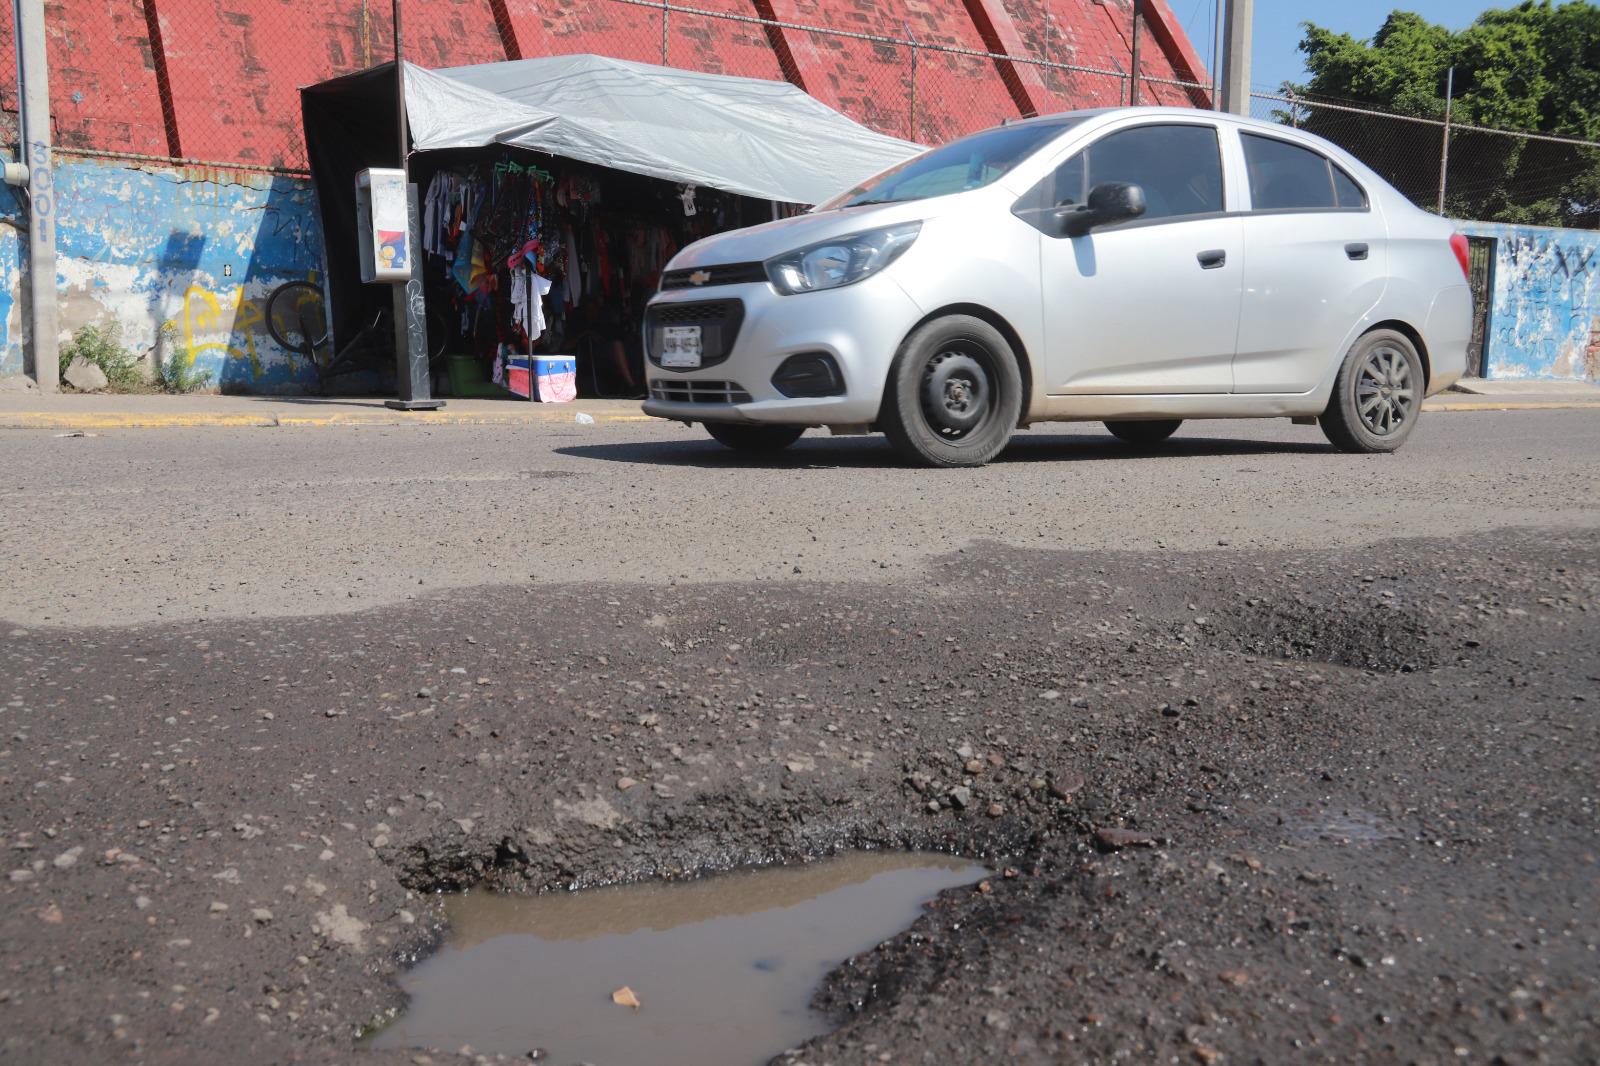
557 432 1334 470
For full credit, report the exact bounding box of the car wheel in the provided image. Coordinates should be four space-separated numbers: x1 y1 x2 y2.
704 422 805 453
1320 330 1424 454
1105 419 1182 445
880 315 1023 467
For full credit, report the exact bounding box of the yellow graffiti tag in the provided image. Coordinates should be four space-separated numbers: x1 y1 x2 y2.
173 284 282 380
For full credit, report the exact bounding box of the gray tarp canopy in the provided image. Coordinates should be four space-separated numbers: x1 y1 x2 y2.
403 54 925 206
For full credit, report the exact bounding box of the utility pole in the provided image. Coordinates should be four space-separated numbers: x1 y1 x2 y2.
12 0 58 390
1220 0 1252 116
385 0 441 410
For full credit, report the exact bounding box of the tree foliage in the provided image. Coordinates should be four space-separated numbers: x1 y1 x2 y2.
1295 1 1600 226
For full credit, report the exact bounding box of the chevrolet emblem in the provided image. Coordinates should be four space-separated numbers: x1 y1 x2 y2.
688 269 711 286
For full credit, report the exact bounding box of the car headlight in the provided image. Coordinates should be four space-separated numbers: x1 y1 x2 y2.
765 222 922 295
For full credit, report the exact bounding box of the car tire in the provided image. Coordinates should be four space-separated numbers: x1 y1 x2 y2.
879 315 1023 467
704 422 805 453
1105 419 1182 445
1319 329 1425 454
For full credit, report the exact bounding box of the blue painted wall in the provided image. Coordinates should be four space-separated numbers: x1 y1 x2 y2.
0 158 325 392
1458 220 1600 382
0 182 20 374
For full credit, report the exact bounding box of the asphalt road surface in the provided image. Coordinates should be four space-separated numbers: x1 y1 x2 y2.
1 411 1597 1065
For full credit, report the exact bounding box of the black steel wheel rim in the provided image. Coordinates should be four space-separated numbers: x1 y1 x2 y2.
919 345 994 440
1355 344 1416 437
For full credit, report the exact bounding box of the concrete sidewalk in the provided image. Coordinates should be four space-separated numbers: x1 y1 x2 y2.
0 382 1596 430
1431 378 1600 412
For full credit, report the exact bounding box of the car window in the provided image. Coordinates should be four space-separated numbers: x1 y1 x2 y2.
1242 132 1352 211
1048 124 1224 223
820 118 1086 210
1332 165 1368 208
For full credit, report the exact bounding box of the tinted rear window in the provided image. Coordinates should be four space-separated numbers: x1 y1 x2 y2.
1242 132 1344 210
1332 165 1368 208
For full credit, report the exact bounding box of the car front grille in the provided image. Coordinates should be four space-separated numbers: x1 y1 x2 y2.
659 263 768 291
643 299 745 368
648 379 754 405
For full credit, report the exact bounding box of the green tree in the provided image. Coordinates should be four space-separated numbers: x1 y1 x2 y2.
1295 1 1600 227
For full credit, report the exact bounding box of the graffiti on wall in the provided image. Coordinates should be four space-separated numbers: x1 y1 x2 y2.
172 283 298 381
1 158 325 391
1471 223 1600 381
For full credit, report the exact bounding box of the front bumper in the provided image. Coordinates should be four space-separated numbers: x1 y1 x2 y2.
640 274 923 426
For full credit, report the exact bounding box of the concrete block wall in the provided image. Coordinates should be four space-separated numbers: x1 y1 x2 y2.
1459 221 1600 381
0 159 323 391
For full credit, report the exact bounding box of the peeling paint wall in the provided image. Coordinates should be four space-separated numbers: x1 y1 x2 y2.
0 184 19 374
0 158 324 391
1459 221 1600 382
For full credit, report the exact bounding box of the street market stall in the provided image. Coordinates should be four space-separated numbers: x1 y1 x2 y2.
301 55 922 398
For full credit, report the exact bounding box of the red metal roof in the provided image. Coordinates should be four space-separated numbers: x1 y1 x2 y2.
1 0 1209 171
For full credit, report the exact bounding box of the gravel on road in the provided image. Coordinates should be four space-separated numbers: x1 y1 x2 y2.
1 412 1597 1064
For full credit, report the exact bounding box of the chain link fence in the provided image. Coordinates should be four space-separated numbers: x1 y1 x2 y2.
1252 89 1600 230
4 1 1595 226
2 0 1201 175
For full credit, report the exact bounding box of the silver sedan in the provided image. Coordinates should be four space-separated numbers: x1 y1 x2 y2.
643 107 1472 466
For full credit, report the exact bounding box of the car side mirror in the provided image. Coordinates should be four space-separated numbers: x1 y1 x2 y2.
1057 182 1147 237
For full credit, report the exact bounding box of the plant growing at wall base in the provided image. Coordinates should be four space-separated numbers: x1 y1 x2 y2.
153 356 213 394
58 323 143 391
155 323 216 393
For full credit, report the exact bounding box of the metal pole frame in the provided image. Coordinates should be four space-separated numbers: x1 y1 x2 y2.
385 0 442 410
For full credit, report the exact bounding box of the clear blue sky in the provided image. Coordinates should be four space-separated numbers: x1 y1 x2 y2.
1171 1 1495 91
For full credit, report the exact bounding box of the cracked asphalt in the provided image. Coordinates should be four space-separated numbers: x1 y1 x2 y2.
1 411 1597 1065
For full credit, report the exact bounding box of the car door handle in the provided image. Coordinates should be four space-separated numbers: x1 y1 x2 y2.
1345 242 1370 261
1196 249 1226 269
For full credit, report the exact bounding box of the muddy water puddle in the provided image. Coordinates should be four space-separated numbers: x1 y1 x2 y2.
369 851 986 1064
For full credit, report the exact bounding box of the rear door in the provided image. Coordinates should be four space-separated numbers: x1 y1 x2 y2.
1232 131 1389 393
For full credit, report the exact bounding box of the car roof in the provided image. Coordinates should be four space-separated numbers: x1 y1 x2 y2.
1011 105 1305 136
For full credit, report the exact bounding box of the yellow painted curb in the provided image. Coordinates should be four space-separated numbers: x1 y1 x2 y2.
0 410 654 430
2 400 1593 430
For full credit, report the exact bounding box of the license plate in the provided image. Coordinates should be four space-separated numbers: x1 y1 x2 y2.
661 325 703 368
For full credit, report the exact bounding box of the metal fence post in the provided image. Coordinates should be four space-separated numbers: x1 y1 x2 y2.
13 0 58 390
1129 0 1141 106
1436 66 1454 216
904 22 918 143
661 0 669 65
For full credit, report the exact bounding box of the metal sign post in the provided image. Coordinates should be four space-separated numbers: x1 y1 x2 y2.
384 0 443 411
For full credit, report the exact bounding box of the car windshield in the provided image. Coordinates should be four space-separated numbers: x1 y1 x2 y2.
821 117 1088 210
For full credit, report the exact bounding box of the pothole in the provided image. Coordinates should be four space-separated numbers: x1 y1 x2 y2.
368 851 988 1064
